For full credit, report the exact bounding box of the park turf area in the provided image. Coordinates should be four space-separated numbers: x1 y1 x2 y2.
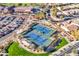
7 38 68 56
0 3 40 7
56 38 68 49
7 42 50 56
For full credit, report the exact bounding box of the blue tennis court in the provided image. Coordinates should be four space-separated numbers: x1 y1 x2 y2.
24 32 38 39
24 32 47 45
22 24 56 47
32 24 51 34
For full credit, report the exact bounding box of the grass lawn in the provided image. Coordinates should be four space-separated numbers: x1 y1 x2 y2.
0 3 40 7
56 38 68 49
7 42 51 56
